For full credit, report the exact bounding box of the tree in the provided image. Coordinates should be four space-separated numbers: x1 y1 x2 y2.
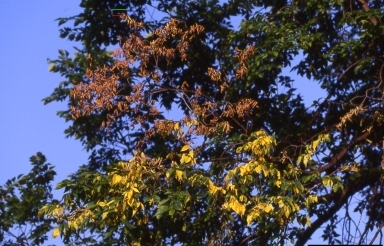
41 0 384 245
0 153 57 246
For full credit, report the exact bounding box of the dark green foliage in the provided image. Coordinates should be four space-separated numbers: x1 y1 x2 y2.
0 153 57 245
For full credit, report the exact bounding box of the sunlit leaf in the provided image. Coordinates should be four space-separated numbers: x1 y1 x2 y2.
52 227 60 238
181 145 190 152
111 174 122 186
175 170 183 182
264 204 273 213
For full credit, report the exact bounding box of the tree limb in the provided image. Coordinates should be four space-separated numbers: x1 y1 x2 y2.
295 168 382 246
303 131 371 174
356 0 378 25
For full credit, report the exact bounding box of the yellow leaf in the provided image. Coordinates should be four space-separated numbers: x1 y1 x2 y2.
297 155 303 165
224 175 230 184
239 195 247 202
124 190 134 205
180 154 192 164
255 164 262 173
293 186 299 194
143 215 148 224
111 174 122 186
236 147 243 153
284 206 290 218
166 152 174 160
262 166 269 177
306 216 311 226
48 63 55 72
350 166 359 172
308 195 318 204
322 178 333 187
277 170 281 179
264 204 273 213
226 184 237 195
249 210 260 224
239 166 246 176
52 205 64 217
175 170 183 182
140 152 146 158
173 122 180 131
177 127 184 139
102 211 108 220
38 205 48 217
208 180 219 195
275 180 282 188
150 197 157 205
246 214 253 225
312 139 320 151
73 221 79 230
98 201 106 207
181 145 190 152
228 197 245 216
131 185 139 193
52 227 60 238
188 150 194 158
122 199 127 211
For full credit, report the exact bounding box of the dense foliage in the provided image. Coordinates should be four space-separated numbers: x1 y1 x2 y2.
0 153 56 245
3 0 384 245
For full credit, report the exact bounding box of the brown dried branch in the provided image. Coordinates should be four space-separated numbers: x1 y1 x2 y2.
69 15 261 164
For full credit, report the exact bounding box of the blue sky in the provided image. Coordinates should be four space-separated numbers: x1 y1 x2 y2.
0 0 88 187
0 0 373 245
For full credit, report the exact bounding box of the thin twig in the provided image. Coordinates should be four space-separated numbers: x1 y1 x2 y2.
369 223 384 245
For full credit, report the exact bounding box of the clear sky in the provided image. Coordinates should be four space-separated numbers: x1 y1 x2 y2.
1 0 372 245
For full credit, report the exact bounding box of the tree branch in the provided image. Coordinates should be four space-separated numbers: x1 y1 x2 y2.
303 131 371 174
295 168 382 246
356 0 378 25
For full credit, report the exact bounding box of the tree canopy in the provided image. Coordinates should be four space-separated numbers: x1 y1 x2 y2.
4 0 384 245
0 153 56 245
